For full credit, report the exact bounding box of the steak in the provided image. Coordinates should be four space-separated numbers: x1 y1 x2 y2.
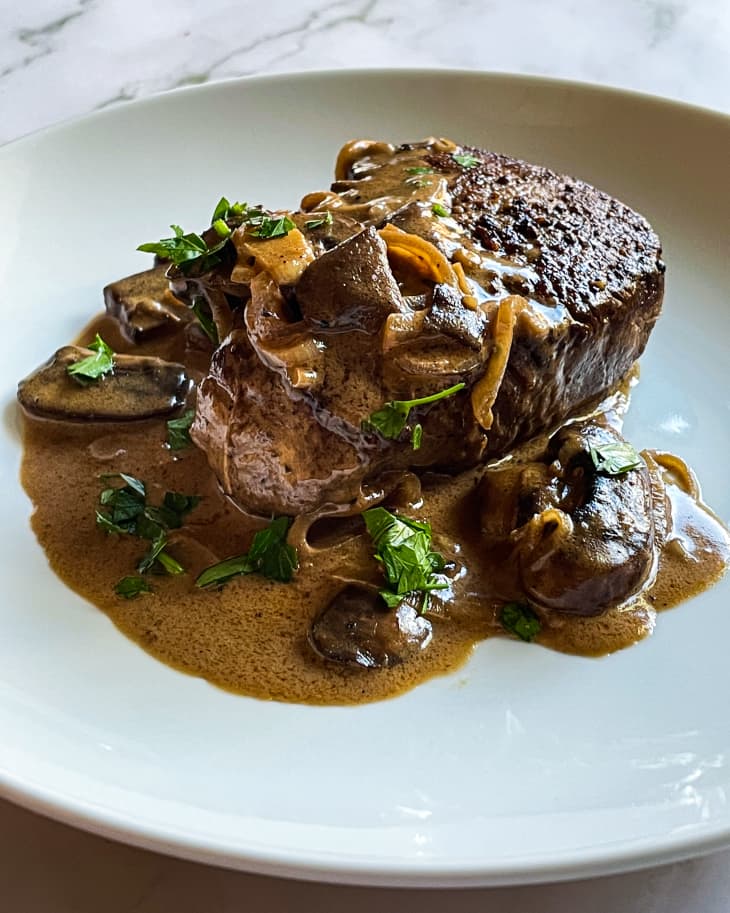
191 139 664 516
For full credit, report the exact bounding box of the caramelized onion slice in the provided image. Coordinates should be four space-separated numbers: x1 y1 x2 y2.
379 223 458 287
246 272 323 390
470 295 521 431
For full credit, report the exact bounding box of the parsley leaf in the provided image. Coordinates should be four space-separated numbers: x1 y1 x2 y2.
189 296 219 345
66 334 115 384
500 602 541 642
589 442 642 475
137 532 184 576
362 383 465 448
97 474 146 533
304 212 334 230
96 475 199 577
249 214 296 239
363 507 448 611
166 409 195 451
452 152 480 168
137 224 230 276
196 516 298 588
114 576 152 599
432 202 451 218
211 197 248 225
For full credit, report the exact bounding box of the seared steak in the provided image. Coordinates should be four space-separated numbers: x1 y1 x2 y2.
191 139 664 516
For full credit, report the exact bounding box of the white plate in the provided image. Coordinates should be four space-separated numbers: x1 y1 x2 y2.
0 70 729 888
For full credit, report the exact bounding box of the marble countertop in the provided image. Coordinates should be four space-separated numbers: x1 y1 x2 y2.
1 0 729 146
2 1 730 910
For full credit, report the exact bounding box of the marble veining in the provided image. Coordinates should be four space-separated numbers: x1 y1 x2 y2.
1 0 729 145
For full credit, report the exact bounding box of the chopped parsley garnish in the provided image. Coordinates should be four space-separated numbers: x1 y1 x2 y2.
589 442 642 475
166 409 195 451
137 532 184 576
249 214 296 239
189 296 219 345
138 196 297 275
96 474 199 577
304 212 334 229
500 602 541 642
66 334 115 384
362 383 465 449
432 202 450 218
211 218 232 238
211 197 248 225
452 152 480 168
114 576 152 599
195 516 298 588
137 224 230 276
405 166 433 174
363 507 448 611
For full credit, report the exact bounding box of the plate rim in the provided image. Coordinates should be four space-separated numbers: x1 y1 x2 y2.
2 67 730 887
1 66 729 156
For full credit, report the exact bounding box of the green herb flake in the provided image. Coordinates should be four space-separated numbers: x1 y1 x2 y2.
500 602 541 642
363 507 448 611
212 218 232 238
190 297 219 345
137 224 229 276
166 409 195 451
452 152 480 168
589 442 642 475
96 475 198 577
96 474 147 534
249 214 296 240
114 576 152 599
362 383 465 449
66 334 115 384
304 212 334 230
405 166 433 175
196 516 299 589
211 197 248 225
432 202 451 218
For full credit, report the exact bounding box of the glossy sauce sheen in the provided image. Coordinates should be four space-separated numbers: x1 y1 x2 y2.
20 317 730 704
18 139 730 704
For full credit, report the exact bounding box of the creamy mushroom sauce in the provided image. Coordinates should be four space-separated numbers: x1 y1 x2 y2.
18 139 730 705
20 313 729 704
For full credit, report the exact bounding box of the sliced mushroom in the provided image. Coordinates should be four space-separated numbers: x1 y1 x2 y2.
296 226 406 333
309 585 432 668
479 421 658 615
104 266 192 343
423 283 488 350
18 346 191 421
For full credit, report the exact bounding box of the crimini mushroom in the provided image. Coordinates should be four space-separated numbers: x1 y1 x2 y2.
296 226 406 333
479 421 660 615
18 346 191 421
309 585 433 668
104 266 193 343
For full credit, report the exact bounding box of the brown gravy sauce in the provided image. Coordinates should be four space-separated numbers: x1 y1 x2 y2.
20 315 730 704
18 139 730 705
